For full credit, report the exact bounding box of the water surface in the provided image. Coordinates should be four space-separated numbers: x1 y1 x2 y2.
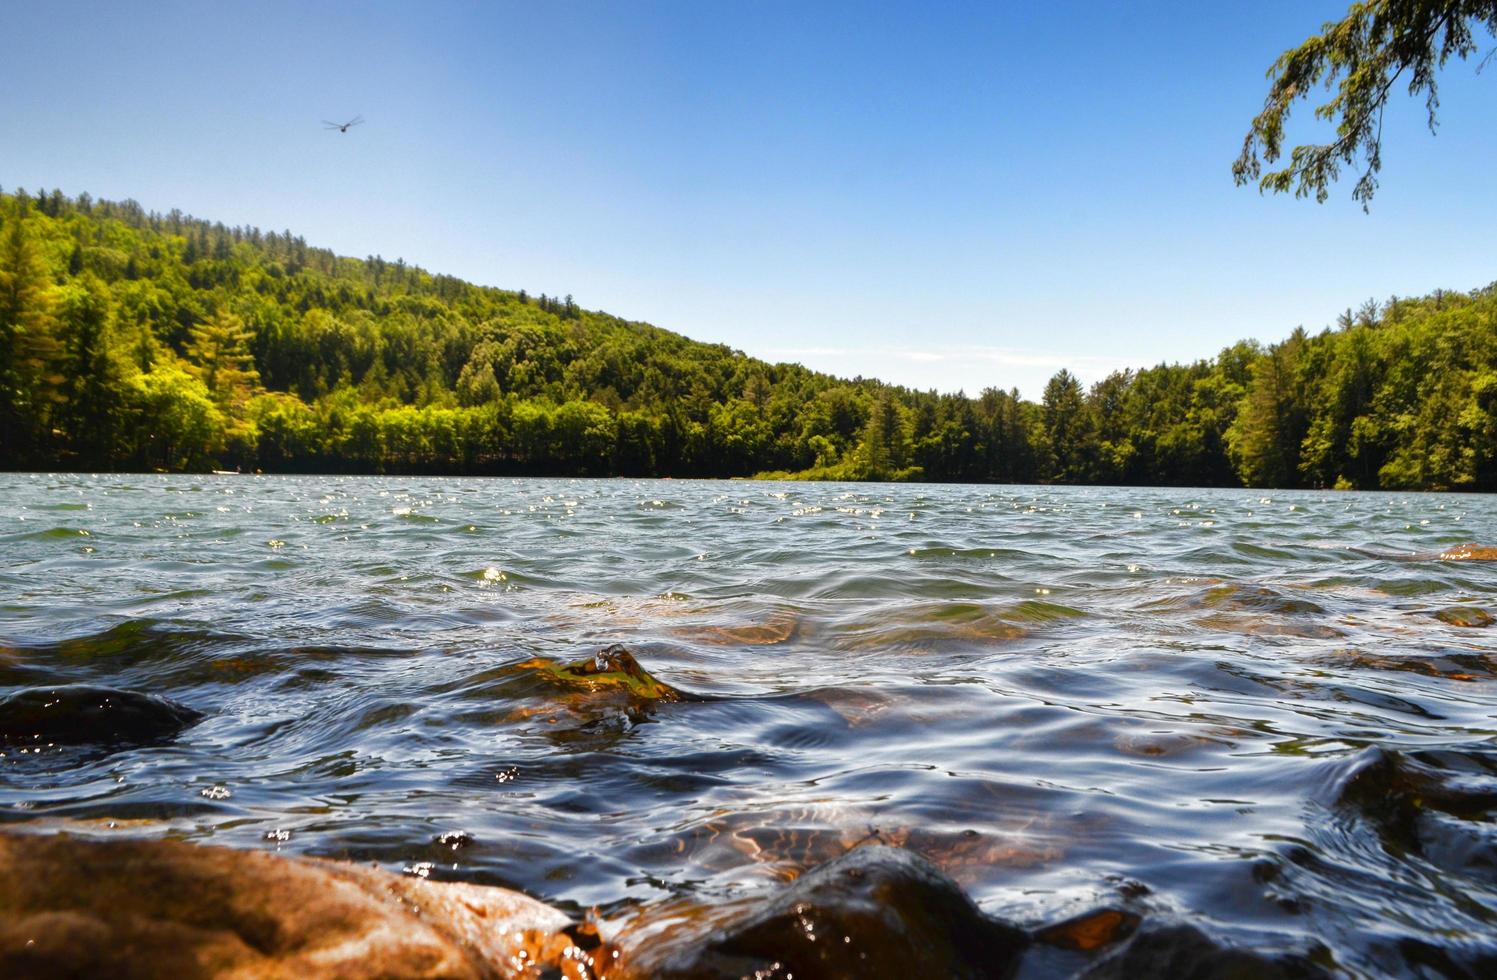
2 475 1494 975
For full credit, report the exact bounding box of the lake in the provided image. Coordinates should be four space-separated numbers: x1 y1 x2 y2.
2 474 1494 975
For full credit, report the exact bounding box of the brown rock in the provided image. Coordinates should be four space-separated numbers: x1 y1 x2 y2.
0 830 621 979
1437 545 1497 562
1434 606 1495 628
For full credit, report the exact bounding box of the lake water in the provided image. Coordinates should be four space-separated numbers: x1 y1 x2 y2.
2 474 1494 975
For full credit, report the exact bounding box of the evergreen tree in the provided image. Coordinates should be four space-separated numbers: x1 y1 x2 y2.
1 186 1491 487
1227 328 1310 487
0 216 61 459
54 273 130 466
185 309 260 408
1041 369 1093 483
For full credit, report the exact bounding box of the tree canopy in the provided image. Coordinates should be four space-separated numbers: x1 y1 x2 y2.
1234 0 1497 206
1 186 1495 490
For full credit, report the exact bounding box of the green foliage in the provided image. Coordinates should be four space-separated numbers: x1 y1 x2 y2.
1 187 1495 490
1235 1 1497 206
1228 328 1311 487
0 212 62 461
129 361 225 471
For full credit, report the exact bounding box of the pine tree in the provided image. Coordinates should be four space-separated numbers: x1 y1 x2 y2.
55 273 130 466
1227 328 1310 487
1041 369 1093 482
185 309 260 408
0 216 61 459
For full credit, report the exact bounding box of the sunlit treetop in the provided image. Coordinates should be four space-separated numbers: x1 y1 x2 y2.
1234 0 1497 207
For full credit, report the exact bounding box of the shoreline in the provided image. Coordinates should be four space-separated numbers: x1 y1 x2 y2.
2 825 1327 979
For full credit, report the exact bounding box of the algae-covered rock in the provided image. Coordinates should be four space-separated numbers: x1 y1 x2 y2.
477 644 698 741
1434 606 1494 628
535 643 687 701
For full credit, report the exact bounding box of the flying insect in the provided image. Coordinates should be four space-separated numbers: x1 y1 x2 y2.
323 116 364 133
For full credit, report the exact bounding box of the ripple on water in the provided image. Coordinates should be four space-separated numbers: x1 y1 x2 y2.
2 476 1496 975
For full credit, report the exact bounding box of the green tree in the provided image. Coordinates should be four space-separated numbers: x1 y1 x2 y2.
1227 328 1311 486
1235 1 1497 206
4 186 1493 489
130 361 225 470
0 216 61 459
855 389 910 480
54 273 131 466
186 309 261 408
1041 369 1094 483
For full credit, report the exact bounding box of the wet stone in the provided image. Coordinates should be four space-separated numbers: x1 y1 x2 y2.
1435 544 1497 561
1434 606 1495 628
629 845 1030 979
552 643 687 700
1035 907 1141 952
0 685 202 747
1081 922 1331 979
1331 746 1497 879
0 829 619 980
435 830 475 851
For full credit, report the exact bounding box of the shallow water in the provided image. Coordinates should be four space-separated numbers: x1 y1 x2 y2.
2 474 1494 975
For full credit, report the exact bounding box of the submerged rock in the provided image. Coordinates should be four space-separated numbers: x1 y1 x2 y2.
626 845 1060 979
1330 746 1497 878
635 809 1063 890
0 830 620 979
0 685 202 747
1081 922 1330 979
1352 543 1497 562
1436 544 1497 561
1433 606 1495 628
0 830 1196 978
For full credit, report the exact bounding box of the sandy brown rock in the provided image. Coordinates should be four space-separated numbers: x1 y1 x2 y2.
0 830 620 979
1437 545 1497 561
1350 543 1497 563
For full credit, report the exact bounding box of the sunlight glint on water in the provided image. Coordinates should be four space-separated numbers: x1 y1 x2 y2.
2 474 1495 974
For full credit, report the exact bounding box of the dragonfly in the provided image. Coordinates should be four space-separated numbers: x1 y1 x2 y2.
323 115 365 133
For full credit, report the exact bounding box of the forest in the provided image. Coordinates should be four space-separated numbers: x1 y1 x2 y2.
1 186 1494 490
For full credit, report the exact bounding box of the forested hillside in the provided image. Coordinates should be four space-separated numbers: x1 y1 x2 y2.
1 187 1494 489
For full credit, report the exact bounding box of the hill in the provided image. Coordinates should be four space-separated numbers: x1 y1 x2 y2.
2 186 1494 489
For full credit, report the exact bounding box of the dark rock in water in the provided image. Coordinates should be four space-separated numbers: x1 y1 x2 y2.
1330 746 1497 880
1081 923 1331 979
1035 907 1141 952
0 686 202 747
632 844 1030 979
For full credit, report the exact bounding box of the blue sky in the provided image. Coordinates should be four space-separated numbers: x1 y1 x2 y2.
3 1 1494 398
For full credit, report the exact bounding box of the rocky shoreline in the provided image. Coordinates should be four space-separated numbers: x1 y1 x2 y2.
1 825 1338 979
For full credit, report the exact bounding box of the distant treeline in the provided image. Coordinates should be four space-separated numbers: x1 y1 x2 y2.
1 187 1494 489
